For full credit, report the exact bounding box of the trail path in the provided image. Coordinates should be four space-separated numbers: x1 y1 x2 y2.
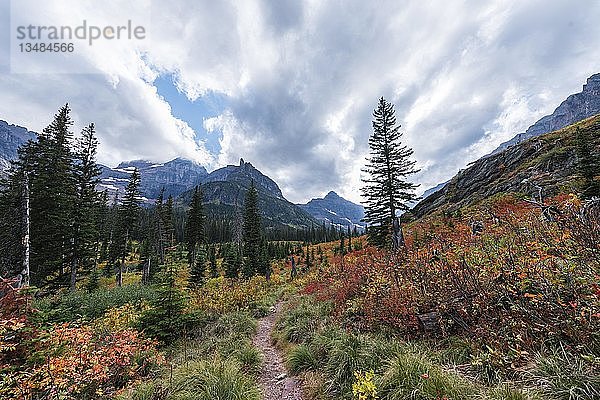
252 302 303 400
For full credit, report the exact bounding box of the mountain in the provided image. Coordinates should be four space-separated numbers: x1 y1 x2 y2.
0 120 36 172
299 191 365 228
491 73 600 155
180 159 317 229
203 158 283 198
412 114 600 217
98 158 208 201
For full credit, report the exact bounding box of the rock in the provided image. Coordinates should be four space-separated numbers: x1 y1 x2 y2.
276 373 287 381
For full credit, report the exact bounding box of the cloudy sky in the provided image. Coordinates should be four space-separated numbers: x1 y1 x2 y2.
1 0 599 203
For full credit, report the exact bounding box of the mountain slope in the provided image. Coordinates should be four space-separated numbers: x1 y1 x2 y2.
299 191 365 228
203 158 283 198
0 120 36 171
412 114 600 217
98 158 208 200
180 178 317 229
491 73 600 155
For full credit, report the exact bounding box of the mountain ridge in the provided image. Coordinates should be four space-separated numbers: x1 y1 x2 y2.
412 114 600 217
491 73 600 155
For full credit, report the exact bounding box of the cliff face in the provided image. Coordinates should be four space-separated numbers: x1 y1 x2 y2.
0 120 36 171
492 74 600 155
412 115 600 217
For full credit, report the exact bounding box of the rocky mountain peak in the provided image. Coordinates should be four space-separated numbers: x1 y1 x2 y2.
584 73 600 92
324 191 340 199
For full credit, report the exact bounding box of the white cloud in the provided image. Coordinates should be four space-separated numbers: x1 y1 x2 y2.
1 0 600 203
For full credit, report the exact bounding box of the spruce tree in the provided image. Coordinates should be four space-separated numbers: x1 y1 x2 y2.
242 181 263 277
361 97 419 248
224 245 241 279
113 168 141 286
186 186 207 285
14 105 78 287
69 123 101 290
208 245 218 278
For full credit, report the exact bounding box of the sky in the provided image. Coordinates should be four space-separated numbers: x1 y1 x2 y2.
1 0 599 203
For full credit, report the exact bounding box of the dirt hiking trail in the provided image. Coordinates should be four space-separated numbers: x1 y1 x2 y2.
252 302 303 400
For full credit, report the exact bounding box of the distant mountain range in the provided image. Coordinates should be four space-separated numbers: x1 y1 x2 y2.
298 191 365 228
0 123 364 229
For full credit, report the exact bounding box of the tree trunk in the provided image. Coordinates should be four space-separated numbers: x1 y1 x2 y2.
70 257 78 291
20 173 30 288
117 229 128 287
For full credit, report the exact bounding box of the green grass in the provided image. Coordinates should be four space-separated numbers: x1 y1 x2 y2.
275 296 333 344
120 309 262 400
529 348 600 400
287 344 318 373
275 294 600 400
377 351 478 400
164 358 260 400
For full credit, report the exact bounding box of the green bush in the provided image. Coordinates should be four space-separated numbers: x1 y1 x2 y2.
167 358 260 400
287 344 318 373
377 351 478 400
33 284 157 323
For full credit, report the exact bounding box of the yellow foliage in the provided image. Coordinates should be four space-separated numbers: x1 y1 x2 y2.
352 370 378 400
93 303 149 333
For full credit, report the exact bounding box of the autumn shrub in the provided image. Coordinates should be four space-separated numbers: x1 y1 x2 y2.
303 194 600 370
0 278 35 383
189 275 280 317
10 323 163 399
93 302 150 333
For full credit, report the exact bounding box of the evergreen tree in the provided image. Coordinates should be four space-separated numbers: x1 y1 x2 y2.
164 195 175 247
69 123 101 290
576 127 600 198
242 181 263 277
224 245 241 279
113 168 141 286
185 186 206 285
138 262 189 344
361 97 419 248
16 105 78 287
208 245 218 278
189 245 207 286
0 168 27 281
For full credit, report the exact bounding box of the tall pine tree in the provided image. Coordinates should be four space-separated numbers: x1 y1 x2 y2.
186 186 207 285
69 124 101 290
242 181 263 277
361 97 419 248
112 168 141 286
